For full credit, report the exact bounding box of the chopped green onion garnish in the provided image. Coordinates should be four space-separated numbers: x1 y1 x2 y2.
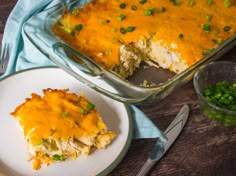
179 34 184 39
71 9 79 16
61 112 68 118
120 27 126 34
126 26 136 32
203 81 236 111
71 31 75 36
87 102 95 110
206 14 212 21
99 21 104 25
65 26 71 32
223 26 231 31
120 26 136 34
188 0 195 6
217 38 224 43
117 14 126 21
120 3 126 9
202 48 215 56
53 154 62 161
139 0 147 4
131 5 137 10
213 30 219 35
212 39 217 43
111 28 116 32
81 109 87 115
224 0 232 8
36 139 43 145
170 0 182 6
212 38 223 44
75 24 83 31
157 7 166 13
64 27 75 36
144 8 154 16
203 24 211 32
104 49 112 54
207 0 213 5
57 21 63 26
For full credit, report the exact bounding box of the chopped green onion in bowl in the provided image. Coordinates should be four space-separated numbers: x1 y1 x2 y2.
203 81 236 111
193 61 236 126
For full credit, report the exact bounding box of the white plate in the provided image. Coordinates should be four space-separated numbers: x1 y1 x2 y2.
0 67 133 176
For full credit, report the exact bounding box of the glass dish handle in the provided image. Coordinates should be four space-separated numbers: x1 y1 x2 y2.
52 42 154 103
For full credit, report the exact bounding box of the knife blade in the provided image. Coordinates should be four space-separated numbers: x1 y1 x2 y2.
136 104 189 176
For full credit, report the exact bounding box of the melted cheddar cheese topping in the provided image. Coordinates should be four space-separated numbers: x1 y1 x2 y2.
11 89 117 170
53 0 236 70
11 89 107 146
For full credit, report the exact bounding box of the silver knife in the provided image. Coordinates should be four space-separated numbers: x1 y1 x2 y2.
136 104 190 176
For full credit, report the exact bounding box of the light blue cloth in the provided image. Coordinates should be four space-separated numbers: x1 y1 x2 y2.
1 0 167 141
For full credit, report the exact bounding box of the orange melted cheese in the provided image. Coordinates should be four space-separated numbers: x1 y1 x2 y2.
53 0 236 71
11 89 106 146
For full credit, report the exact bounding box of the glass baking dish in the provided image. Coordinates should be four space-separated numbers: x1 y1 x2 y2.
23 0 236 104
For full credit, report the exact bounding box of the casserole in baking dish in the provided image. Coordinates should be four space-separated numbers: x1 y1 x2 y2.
23 0 236 104
53 0 236 78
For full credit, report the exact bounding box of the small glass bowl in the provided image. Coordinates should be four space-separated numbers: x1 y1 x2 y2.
193 61 236 126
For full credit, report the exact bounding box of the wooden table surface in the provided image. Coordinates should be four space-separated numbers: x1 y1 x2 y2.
1 1 235 176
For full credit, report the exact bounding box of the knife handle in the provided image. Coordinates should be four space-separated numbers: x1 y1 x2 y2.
136 158 157 176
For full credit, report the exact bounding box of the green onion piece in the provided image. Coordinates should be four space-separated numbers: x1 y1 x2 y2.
206 14 212 21
202 48 215 56
144 8 154 16
104 49 112 54
217 38 224 43
111 28 116 32
131 5 138 10
36 139 43 145
224 0 232 8
64 27 75 36
223 26 231 31
179 34 184 39
203 24 211 32
53 154 62 161
99 21 104 25
61 112 68 118
75 24 83 31
188 0 195 6
120 27 126 34
213 30 219 35
87 102 95 110
71 8 79 16
57 21 63 26
203 81 236 112
207 0 213 5
81 109 87 115
157 7 166 13
139 0 147 4
117 14 126 21
126 26 136 32
71 31 75 36
170 0 182 6
212 39 217 43
212 38 223 44
120 3 126 9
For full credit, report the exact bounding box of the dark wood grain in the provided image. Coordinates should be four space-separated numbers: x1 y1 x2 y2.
1 1 235 176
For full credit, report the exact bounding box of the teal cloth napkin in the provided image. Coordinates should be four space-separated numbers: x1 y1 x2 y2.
1 0 167 141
